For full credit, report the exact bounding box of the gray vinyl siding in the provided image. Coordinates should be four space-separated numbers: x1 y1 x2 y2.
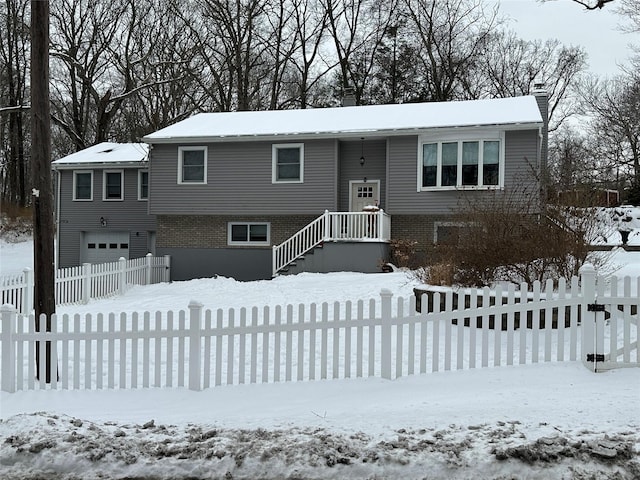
338 139 387 211
56 168 157 267
386 130 540 215
149 139 338 215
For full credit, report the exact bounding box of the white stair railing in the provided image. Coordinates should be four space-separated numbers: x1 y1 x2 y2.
272 211 328 276
272 210 392 276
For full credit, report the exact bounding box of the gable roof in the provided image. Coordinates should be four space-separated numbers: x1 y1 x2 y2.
143 96 543 144
52 142 149 168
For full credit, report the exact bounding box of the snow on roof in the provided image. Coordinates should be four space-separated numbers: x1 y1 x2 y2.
144 96 543 143
52 142 149 166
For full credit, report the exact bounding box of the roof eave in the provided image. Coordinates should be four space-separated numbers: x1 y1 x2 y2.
51 160 148 170
142 121 543 144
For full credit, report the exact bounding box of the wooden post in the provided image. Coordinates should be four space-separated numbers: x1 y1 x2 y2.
31 0 56 383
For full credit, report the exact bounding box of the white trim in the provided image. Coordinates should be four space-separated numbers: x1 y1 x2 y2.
138 169 149 201
272 143 304 183
73 170 93 201
102 169 124 201
348 179 381 212
178 146 208 184
227 222 271 246
417 131 505 192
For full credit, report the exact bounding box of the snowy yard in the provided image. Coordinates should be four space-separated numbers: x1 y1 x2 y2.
1 238 639 479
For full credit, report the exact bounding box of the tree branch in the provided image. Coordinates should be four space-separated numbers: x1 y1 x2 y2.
0 105 30 115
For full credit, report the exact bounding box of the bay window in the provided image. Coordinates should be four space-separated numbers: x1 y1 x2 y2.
419 133 504 190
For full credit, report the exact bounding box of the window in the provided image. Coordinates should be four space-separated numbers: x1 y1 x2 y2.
272 143 303 183
178 146 207 184
434 222 479 245
419 133 503 190
103 170 123 200
228 222 270 246
138 170 149 200
73 171 93 201
357 186 374 198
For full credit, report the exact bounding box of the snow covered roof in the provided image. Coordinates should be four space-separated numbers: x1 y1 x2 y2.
143 96 543 143
52 142 149 168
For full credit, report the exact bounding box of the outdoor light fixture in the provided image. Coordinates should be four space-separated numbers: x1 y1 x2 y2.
100 216 107 227
359 137 365 166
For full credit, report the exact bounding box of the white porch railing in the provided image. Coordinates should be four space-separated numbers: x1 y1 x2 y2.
272 210 391 276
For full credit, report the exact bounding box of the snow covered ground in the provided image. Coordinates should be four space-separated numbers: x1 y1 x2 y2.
1 238 639 479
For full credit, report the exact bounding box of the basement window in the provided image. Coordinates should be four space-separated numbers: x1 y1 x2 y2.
228 222 270 246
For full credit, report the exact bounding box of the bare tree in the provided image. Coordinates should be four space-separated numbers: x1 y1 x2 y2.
402 0 499 101
49 0 187 152
482 32 587 131
193 0 277 111
616 0 640 32
324 0 399 105
548 125 606 194
543 0 615 10
110 0 202 140
0 0 29 207
288 0 331 108
580 75 640 200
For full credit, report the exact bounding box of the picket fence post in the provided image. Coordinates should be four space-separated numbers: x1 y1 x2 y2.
1 304 17 392
164 255 171 283
82 263 91 304
579 263 597 371
22 268 33 314
145 253 153 285
188 301 203 391
118 257 127 295
380 289 393 380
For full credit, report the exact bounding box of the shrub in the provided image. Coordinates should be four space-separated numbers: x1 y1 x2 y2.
420 185 605 288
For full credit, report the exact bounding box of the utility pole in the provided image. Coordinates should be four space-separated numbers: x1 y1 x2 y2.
31 0 56 382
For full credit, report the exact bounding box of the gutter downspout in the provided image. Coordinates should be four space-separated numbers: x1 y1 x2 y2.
54 167 61 269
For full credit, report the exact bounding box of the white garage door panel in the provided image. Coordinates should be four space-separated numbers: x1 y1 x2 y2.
82 231 130 264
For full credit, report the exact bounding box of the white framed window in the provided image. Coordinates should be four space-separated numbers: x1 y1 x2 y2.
227 222 270 246
418 131 504 191
73 170 93 201
178 146 207 184
272 143 304 183
103 170 124 201
138 170 149 200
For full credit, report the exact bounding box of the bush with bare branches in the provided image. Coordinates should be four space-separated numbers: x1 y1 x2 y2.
416 185 607 288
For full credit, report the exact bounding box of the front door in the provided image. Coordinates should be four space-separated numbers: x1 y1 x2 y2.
350 180 380 212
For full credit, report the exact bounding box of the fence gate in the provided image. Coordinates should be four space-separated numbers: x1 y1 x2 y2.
588 276 640 372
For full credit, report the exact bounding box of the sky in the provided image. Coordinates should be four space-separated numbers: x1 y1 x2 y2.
497 0 639 77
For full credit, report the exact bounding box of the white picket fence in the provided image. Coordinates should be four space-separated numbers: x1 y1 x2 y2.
0 254 171 314
0 264 637 392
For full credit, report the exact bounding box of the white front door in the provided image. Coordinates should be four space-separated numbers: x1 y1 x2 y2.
350 180 380 212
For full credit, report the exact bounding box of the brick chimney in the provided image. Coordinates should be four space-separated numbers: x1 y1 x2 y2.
342 87 356 107
533 83 549 203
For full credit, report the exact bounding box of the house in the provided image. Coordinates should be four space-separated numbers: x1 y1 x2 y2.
52 142 156 267
142 92 548 281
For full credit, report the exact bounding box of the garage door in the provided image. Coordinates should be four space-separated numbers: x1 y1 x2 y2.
81 231 130 264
